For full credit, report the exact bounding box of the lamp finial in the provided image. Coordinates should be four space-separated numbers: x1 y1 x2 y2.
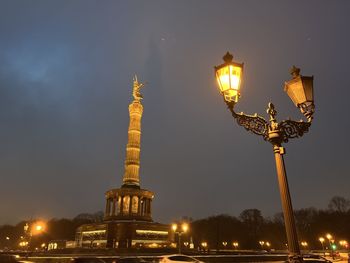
290 66 300 78
223 52 233 63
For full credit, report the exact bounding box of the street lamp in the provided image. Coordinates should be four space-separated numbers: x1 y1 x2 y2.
233 242 239 249
214 52 315 263
172 222 188 254
5 236 10 249
326 234 334 251
259 241 265 250
301 241 308 251
266 241 271 251
326 234 332 242
339 240 348 249
319 237 325 255
201 241 208 252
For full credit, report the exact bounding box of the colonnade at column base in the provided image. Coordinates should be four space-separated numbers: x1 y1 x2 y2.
104 187 154 222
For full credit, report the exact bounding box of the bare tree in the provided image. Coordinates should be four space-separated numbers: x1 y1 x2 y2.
328 196 350 213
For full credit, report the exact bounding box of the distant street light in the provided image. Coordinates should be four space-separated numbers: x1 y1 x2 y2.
201 241 208 252
326 234 332 240
172 222 188 254
41 243 46 251
326 234 334 250
325 234 336 259
259 241 265 250
233 242 239 249
319 237 325 255
19 241 28 248
339 240 348 249
31 222 46 235
222 241 227 248
5 236 10 249
214 52 314 263
301 241 308 250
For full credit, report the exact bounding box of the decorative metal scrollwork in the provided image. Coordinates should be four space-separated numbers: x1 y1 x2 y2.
235 112 268 137
226 101 268 138
225 100 312 144
299 102 315 121
279 120 311 143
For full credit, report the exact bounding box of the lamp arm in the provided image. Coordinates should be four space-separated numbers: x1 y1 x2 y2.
298 102 315 123
278 99 314 143
278 119 311 143
226 101 269 139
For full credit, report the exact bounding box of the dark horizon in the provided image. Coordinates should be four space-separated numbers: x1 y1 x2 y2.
1 1 349 225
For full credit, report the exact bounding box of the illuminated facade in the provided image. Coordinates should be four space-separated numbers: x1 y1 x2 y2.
76 77 170 249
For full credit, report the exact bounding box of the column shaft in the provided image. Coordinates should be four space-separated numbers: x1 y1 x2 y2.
273 145 300 256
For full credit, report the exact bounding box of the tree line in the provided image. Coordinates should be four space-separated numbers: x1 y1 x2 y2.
0 196 349 251
189 196 350 250
0 212 104 250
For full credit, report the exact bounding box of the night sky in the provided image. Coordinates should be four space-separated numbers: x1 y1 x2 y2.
1 1 349 225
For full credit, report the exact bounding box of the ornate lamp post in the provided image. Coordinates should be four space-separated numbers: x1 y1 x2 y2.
172 223 189 254
214 52 314 262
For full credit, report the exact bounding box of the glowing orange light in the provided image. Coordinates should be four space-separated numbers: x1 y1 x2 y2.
31 221 46 235
215 52 243 103
181 223 188 233
171 224 177 232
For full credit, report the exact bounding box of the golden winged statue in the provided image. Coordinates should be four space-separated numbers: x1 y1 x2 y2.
132 75 144 101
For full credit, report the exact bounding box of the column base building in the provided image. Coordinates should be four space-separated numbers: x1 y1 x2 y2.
75 77 171 249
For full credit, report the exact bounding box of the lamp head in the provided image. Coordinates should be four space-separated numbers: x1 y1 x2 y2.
215 52 244 103
284 66 314 120
172 224 177 232
182 223 189 233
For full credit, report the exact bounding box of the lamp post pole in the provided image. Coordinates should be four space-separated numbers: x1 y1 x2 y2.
178 232 183 254
214 52 314 263
274 145 299 255
259 241 265 250
267 106 300 256
319 237 325 255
